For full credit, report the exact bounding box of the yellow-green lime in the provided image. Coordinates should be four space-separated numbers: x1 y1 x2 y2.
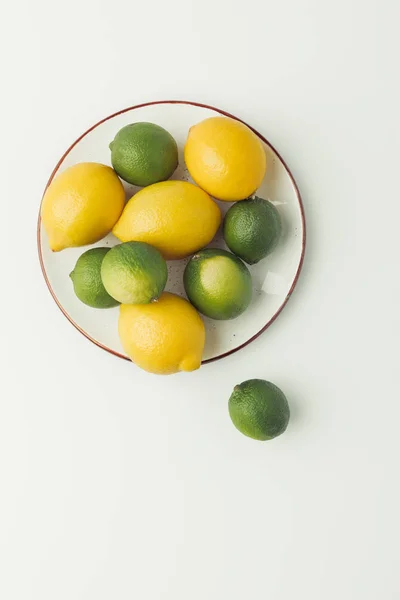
109 122 178 186
101 241 168 304
69 248 119 309
183 248 252 320
229 379 290 441
223 196 282 264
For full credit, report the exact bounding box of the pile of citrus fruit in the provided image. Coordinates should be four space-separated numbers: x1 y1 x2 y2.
41 115 290 440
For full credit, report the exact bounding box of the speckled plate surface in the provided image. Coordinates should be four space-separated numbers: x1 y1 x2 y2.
37 101 306 364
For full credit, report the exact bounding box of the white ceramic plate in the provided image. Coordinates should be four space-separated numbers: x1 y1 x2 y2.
38 101 306 364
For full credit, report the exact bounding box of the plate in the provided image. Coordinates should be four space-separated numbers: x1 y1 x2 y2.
37 101 306 364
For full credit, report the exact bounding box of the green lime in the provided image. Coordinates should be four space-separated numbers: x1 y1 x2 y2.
183 248 252 320
109 122 178 186
229 379 290 441
101 241 167 304
69 248 119 309
223 196 282 264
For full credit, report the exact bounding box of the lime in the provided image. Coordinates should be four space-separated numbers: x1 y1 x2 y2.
223 196 282 264
229 379 290 441
109 122 178 186
183 248 252 320
101 242 168 304
69 248 119 308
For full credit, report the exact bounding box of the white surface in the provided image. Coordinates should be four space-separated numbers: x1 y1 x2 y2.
40 101 304 361
1 1 399 599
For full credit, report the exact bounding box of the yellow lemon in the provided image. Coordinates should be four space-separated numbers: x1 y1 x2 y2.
119 292 205 375
112 180 221 260
41 162 125 251
184 117 267 201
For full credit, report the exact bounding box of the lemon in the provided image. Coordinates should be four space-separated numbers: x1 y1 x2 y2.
184 117 267 201
113 181 221 260
41 162 125 251
229 379 290 441
119 292 205 375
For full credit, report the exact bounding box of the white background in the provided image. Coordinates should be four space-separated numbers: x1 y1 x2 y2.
1 1 399 598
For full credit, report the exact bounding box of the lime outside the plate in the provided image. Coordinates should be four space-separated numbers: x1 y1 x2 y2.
69 247 119 309
229 379 290 441
109 122 178 186
101 241 168 305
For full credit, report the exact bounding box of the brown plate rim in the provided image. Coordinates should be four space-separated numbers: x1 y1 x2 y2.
37 99 306 364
